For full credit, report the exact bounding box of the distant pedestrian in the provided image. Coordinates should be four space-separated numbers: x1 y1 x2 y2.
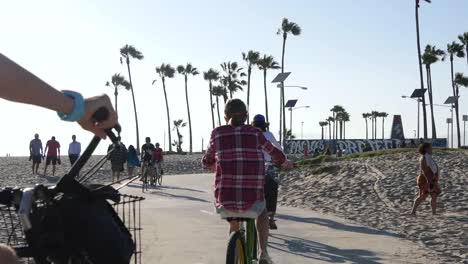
411 143 441 215
43 136 60 176
126 145 140 177
29 133 43 175
108 137 127 182
68 135 81 166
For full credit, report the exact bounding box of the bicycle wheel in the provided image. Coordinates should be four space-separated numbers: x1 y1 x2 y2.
157 167 162 186
226 231 246 264
245 220 257 261
142 168 149 192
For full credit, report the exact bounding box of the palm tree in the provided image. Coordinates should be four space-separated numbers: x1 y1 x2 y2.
422 45 446 139
371 111 380 140
242 51 260 124
319 121 328 140
278 18 302 145
342 111 350 140
362 113 371 140
203 68 220 129
177 63 199 154
447 41 465 148
415 0 430 140
211 85 226 126
257 55 280 123
155 63 176 152
172 119 187 153
458 32 468 65
330 105 344 140
105 73 130 116
326 117 334 140
220 62 247 99
120 45 144 153
380 112 389 140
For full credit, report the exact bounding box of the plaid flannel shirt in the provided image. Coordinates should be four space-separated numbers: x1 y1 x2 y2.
202 125 286 212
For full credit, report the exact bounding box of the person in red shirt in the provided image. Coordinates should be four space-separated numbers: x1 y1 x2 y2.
202 99 293 264
43 136 61 176
152 142 164 176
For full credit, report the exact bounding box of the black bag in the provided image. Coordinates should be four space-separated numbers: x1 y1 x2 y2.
58 196 134 264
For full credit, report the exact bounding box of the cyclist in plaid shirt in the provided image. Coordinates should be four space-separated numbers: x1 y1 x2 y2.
203 99 293 264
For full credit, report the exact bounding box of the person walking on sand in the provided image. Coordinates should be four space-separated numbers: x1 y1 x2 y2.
29 133 43 175
411 143 441 215
68 135 81 166
252 114 283 230
108 137 127 182
127 145 140 177
43 136 60 176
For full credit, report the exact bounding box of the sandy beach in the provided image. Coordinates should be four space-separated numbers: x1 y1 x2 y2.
279 150 468 263
1 151 467 263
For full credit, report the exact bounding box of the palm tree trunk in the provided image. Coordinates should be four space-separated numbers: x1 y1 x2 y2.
162 78 172 152
246 66 251 124
263 70 269 122
365 118 368 139
184 75 193 154
281 33 287 146
126 59 141 154
427 65 437 139
371 118 374 139
382 118 385 140
344 122 346 140
114 89 118 116
209 82 215 129
332 113 335 140
328 123 331 140
340 121 343 140
450 57 461 147
415 0 428 139
216 96 221 126
321 126 324 140
375 117 378 140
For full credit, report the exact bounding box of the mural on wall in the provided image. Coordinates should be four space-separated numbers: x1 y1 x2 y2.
284 139 448 155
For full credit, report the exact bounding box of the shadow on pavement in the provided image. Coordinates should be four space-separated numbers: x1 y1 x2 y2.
149 190 211 203
158 185 206 193
276 214 402 238
269 233 382 264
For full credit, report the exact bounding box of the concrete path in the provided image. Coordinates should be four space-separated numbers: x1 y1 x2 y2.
122 173 430 264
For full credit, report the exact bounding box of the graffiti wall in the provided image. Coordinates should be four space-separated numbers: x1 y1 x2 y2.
284 139 448 155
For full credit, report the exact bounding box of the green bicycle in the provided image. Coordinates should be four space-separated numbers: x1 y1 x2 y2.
226 218 258 264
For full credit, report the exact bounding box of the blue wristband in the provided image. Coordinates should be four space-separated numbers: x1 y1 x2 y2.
57 90 85 122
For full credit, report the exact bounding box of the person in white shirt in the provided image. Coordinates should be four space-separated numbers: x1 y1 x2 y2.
68 135 81 166
252 114 284 230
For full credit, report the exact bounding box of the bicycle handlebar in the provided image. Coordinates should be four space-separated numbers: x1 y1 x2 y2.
56 107 120 193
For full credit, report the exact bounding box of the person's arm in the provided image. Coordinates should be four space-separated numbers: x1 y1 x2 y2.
0 53 117 138
29 141 33 155
43 144 48 157
258 131 291 168
40 141 43 156
202 130 216 171
57 143 61 157
420 157 435 182
78 142 81 155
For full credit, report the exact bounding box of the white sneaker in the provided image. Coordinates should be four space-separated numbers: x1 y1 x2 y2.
259 254 274 264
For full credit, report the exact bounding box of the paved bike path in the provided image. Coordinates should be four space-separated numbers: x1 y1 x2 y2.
123 173 431 264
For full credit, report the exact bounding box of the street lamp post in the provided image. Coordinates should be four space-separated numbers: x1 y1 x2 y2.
301 121 304 139
277 83 308 144
402 95 422 138
288 106 310 134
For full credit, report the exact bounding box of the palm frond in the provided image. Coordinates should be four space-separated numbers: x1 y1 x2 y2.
177 65 185 74
455 72 468 87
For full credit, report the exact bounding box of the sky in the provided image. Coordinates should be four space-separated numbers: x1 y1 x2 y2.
1 0 468 156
